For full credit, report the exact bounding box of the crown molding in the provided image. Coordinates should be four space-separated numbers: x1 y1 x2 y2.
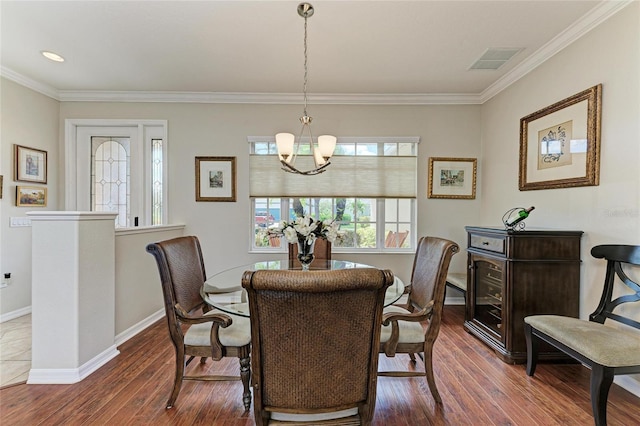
1 66 60 100
54 90 481 105
2 0 631 106
480 0 633 103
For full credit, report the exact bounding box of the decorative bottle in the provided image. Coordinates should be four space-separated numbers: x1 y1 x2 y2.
506 206 535 227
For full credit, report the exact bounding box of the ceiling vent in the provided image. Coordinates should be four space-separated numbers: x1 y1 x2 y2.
469 48 523 70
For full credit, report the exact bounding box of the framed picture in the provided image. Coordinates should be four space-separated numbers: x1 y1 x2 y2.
16 186 47 207
195 156 236 202
428 157 477 199
0 175 3 199
519 84 601 191
15 145 47 184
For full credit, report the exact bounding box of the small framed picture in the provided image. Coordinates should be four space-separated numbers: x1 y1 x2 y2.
195 156 236 202
428 157 477 199
0 175 3 199
15 145 47 184
16 185 47 207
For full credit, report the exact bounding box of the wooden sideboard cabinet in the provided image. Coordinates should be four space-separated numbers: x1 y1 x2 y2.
463 226 583 364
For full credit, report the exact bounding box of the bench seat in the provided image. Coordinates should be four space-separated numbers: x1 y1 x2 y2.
445 272 467 293
524 315 640 368
524 244 640 426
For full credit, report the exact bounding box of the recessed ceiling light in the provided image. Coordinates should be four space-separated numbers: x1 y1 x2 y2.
41 51 65 62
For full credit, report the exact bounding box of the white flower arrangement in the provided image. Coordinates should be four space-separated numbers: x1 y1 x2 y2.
268 215 340 246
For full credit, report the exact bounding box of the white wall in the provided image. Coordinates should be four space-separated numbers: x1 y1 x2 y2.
0 78 59 318
480 2 640 391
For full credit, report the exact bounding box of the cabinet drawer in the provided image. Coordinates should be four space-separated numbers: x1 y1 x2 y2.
470 234 505 254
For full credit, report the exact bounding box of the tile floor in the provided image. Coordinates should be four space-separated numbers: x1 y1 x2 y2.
0 314 31 388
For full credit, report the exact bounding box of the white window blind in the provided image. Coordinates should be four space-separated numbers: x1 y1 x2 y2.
249 137 418 198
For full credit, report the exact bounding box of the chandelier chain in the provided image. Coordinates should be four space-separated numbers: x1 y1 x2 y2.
303 14 308 117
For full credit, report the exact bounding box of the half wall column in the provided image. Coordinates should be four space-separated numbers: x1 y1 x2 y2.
26 211 119 384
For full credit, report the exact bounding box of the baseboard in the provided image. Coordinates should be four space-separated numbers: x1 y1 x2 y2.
445 296 465 306
615 375 640 399
27 345 119 384
114 308 165 346
0 306 32 323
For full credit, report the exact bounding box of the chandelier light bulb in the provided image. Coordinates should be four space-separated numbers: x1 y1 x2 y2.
317 135 337 160
276 133 295 163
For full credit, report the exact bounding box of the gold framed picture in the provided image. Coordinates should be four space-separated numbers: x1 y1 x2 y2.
16 185 47 207
428 157 477 199
15 145 48 184
195 156 237 202
519 84 601 191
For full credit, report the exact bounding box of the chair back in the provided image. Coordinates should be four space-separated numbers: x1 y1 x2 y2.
146 236 208 343
590 244 640 329
243 268 394 425
288 238 332 265
407 236 459 334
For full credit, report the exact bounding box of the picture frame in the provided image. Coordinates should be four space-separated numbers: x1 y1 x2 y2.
195 156 237 202
519 84 601 191
16 185 47 207
15 145 48 184
428 157 477 199
0 175 3 199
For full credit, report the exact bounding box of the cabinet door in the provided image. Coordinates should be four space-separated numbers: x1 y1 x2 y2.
469 255 505 345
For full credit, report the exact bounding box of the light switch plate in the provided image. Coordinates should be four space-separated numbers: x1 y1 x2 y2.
10 217 32 227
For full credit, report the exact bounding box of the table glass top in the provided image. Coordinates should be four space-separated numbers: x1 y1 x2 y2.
201 260 405 317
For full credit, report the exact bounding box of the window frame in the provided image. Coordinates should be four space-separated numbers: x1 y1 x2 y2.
251 197 416 254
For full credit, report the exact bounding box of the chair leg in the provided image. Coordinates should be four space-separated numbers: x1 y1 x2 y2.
524 323 538 376
423 342 442 404
239 353 252 411
408 352 417 362
590 366 614 426
167 345 186 409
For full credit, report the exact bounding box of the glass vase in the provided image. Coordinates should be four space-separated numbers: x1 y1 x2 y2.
297 238 316 270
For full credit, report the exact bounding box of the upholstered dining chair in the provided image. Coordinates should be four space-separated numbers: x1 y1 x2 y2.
146 236 251 411
288 238 332 267
242 268 394 426
378 236 459 404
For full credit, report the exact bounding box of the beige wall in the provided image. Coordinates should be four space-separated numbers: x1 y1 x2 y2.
481 2 639 314
480 2 639 391
114 226 184 337
58 102 482 285
0 78 59 316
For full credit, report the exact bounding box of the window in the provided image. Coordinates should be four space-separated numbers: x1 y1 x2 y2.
65 119 168 227
249 137 418 251
92 137 130 227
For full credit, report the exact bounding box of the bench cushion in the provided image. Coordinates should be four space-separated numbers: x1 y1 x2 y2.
525 315 640 368
446 273 467 292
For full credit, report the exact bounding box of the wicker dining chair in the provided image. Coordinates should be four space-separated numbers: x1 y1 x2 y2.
243 268 394 425
378 236 459 404
146 236 251 410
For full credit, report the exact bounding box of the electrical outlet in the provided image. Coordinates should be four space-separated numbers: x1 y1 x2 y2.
2 273 11 287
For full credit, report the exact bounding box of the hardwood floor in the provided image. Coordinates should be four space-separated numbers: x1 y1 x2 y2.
1 306 639 425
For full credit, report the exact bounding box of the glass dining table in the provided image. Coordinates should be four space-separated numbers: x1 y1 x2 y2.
201 259 405 317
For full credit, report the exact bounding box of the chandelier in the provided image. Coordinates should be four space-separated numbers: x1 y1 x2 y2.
276 3 336 175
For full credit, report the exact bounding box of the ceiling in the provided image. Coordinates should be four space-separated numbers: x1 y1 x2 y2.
0 1 628 104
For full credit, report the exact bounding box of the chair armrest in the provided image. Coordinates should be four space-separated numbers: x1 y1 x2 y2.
382 300 433 325
175 303 234 360
175 304 233 327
